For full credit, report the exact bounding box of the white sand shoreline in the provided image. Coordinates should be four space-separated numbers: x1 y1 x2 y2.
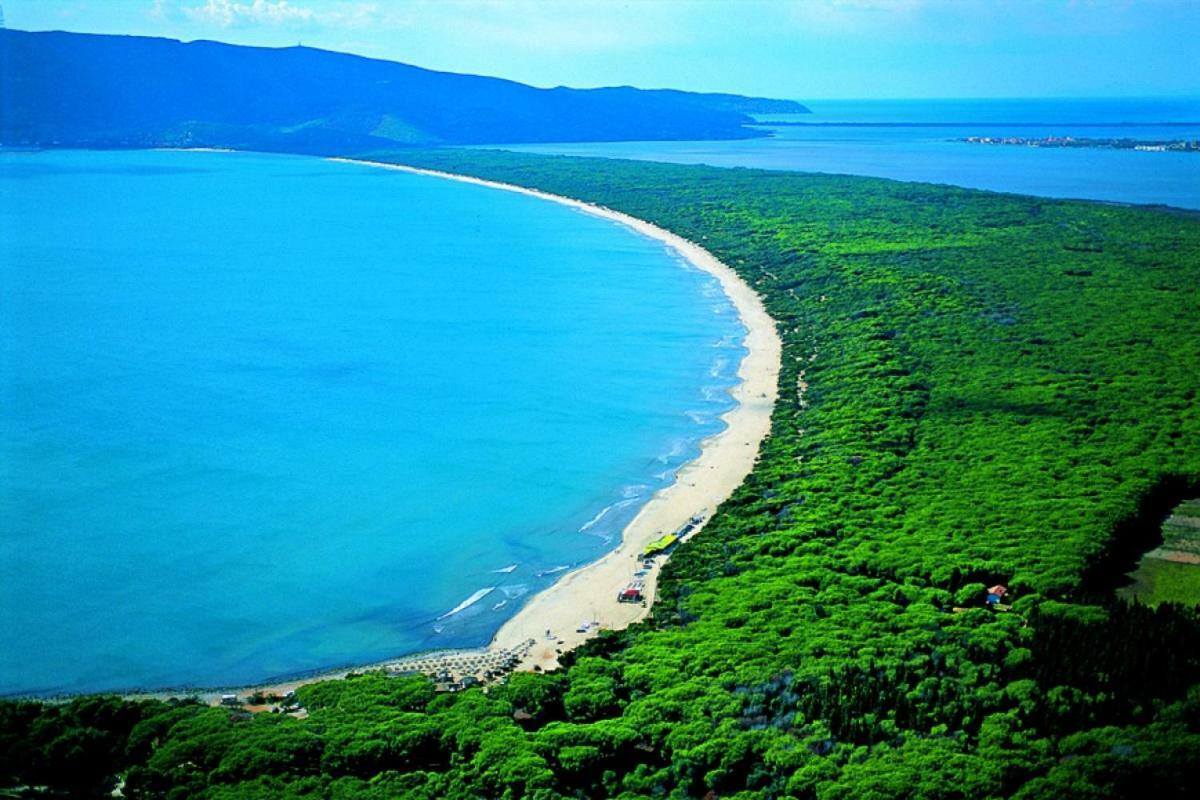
116 156 781 703
331 157 782 673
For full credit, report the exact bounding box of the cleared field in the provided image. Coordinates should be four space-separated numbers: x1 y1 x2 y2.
1122 498 1200 605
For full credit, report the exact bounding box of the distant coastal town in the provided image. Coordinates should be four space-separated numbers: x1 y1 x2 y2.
960 135 1200 152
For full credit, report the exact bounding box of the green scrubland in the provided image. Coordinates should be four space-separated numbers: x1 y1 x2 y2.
3 150 1199 799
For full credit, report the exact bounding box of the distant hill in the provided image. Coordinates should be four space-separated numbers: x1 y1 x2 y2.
0 29 809 152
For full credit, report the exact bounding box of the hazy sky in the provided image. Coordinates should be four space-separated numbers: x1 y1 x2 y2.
6 1 1198 100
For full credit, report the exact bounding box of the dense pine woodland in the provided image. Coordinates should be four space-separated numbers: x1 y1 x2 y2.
3 150 1199 799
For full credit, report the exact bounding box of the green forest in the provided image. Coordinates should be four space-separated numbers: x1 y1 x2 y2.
3 150 1199 799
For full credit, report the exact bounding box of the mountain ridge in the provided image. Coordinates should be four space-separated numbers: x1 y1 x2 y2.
0 29 809 152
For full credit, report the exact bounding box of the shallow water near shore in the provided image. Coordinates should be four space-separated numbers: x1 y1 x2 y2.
0 149 744 695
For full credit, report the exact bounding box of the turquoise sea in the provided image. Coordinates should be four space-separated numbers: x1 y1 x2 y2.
0 150 744 695
498 97 1200 209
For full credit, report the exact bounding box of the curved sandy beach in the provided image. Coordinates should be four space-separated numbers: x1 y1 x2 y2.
136 158 781 702
331 158 783 672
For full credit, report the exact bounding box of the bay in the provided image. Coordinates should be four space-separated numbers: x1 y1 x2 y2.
0 149 744 694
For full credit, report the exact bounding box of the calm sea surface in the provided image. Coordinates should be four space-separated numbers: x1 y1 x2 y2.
497 97 1200 209
0 150 744 694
